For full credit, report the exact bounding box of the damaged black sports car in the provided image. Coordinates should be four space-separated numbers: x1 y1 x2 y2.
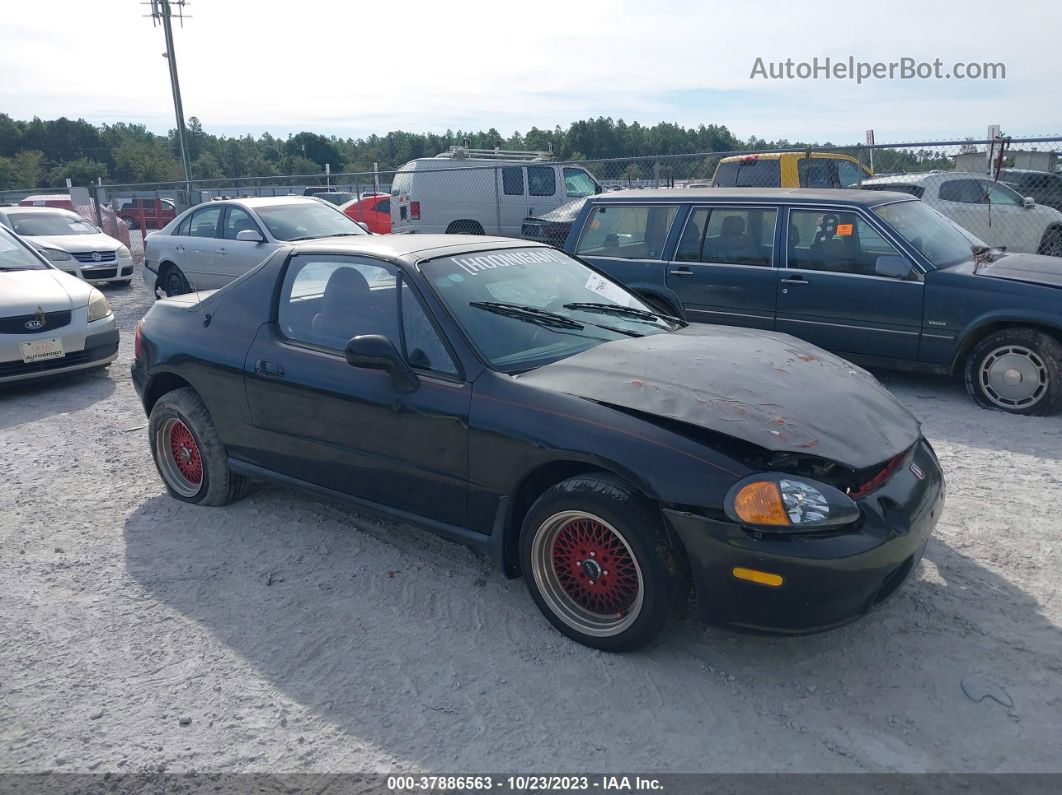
132 236 945 651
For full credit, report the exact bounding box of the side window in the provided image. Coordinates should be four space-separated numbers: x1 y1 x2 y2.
563 167 598 198
527 166 557 197
374 198 390 214
575 205 679 260
798 158 837 188
223 206 260 240
938 179 982 204
676 208 710 261
787 209 906 276
502 167 524 196
278 255 399 352
713 159 781 187
836 160 864 188
701 208 777 266
400 280 458 377
176 213 193 236
983 181 1021 207
188 206 223 238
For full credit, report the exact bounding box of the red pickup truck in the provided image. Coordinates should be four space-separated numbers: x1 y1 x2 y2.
114 197 177 230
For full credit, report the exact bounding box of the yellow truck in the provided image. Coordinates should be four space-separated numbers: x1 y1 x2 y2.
712 152 873 188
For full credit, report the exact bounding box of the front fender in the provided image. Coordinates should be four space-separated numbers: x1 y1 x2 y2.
953 309 1062 369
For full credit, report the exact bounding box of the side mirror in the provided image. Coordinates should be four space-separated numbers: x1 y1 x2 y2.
355 221 370 233
235 229 265 243
344 334 419 392
875 255 913 279
1023 196 1036 209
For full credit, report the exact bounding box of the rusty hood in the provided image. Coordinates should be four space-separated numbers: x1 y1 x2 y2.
517 325 920 470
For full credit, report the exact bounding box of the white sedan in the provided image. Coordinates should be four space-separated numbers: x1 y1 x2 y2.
0 224 118 384
0 206 135 286
862 171 1062 256
144 196 368 297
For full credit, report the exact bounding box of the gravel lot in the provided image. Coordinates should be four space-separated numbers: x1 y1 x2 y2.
1 277 1060 775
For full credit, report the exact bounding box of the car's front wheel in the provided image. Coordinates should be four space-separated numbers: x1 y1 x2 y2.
964 328 1062 415
1037 226 1062 258
520 474 687 651
160 265 192 297
148 387 249 505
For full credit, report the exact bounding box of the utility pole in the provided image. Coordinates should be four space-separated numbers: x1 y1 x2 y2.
148 0 193 206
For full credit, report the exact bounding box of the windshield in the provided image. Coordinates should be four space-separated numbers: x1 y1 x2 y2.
537 197 588 222
421 246 676 372
873 199 984 268
255 202 368 241
8 212 98 237
0 227 49 270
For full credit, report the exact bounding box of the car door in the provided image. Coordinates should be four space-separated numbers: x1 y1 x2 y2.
243 253 470 526
935 178 997 246
217 205 272 281
180 204 224 289
979 179 1043 252
775 206 924 360
497 166 527 236
573 203 680 300
665 205 779 329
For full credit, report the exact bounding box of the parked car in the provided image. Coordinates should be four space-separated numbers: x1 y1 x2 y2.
114 197 177 230
0 206 134 286
306 191 356 207
143 196 368 297
340 194 391 234
712 152 872 188
563 187 1062 415
19 194 133 250
390 147 601 236
131 234 943 651
861 172 1062 256
997 169 1062 213
520 197 589 246
0 223 118 384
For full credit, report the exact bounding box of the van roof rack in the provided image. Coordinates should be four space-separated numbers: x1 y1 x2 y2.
435 145 554 162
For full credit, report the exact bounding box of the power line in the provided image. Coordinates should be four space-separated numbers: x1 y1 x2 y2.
146 0 192 202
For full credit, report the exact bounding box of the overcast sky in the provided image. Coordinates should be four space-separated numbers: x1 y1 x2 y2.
3 0 1059 145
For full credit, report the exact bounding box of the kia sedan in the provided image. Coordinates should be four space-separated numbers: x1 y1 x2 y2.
0 224 118 384
143 196 368 297
131 235 943 651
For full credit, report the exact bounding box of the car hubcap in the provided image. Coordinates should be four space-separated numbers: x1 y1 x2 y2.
980 345 1048 409
531 510 643 637
156 418 203 496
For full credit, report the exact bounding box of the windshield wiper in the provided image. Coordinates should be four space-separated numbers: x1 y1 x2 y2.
562 301 687 327
469 301 585 330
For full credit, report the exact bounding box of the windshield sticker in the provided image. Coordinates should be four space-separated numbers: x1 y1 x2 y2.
835 223 854 237
584 273 632 306
451 248 568 276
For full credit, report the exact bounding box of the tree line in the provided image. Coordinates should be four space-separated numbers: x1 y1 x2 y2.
0 113 954 190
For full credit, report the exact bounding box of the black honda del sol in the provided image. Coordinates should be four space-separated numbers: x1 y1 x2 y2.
132 235 944 651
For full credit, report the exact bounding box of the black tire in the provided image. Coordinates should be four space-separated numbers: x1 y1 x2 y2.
160 264 192 297
148 387 249 505
445 220 485 235
1038 226 1062 258
519 474 688 652
963 328 1062 415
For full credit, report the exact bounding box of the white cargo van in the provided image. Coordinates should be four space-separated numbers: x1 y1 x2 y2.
390 147 601 236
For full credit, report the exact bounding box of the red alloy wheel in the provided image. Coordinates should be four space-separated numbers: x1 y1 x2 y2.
550 516 640 616
168 420 203 485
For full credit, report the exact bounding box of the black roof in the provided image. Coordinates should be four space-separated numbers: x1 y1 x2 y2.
587 187 916 206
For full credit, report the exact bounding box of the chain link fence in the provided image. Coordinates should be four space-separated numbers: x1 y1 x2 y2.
3 136 1060 264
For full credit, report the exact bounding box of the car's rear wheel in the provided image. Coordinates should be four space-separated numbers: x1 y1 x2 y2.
520 474 686 651
160 265 192 297
1037 226 1062 258
148 387 249 505
964 328 1062 415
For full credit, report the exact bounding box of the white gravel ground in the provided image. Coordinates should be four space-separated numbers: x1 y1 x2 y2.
1 277 1060 775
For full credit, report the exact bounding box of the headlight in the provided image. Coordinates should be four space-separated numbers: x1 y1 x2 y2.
724 474 860 532
87 288 112 322
117 245 131 259
38 247 73 262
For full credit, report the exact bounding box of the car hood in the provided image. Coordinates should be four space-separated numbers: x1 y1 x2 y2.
22 232 122 253
0 269 90 313
517 325 920 470
973 252 1062 288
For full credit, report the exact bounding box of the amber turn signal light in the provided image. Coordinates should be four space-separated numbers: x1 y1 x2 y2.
732 481 789 526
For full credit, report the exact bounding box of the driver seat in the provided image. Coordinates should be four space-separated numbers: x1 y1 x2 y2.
311 268 380 348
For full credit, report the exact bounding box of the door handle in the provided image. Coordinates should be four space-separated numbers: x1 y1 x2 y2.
669 267 694 277
255 359 284 378
216 247 227 255
781 275 809 284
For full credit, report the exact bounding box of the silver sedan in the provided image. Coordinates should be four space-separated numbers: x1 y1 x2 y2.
143 196 370 297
